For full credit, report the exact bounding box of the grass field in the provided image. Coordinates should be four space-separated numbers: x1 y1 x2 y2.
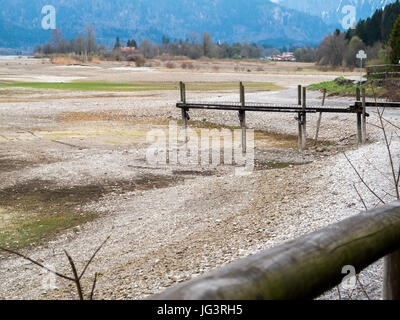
308 78 386 97
0 81 284 92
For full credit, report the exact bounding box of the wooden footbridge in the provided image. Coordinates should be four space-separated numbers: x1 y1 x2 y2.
177 82 399 151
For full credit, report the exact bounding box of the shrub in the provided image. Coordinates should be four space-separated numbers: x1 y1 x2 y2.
112 51 122 61
126 55 136 62
134 54 146 67
165 61 176 69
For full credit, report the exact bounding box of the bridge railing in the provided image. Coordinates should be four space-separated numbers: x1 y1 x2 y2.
366 64 400 80
151 201 400 300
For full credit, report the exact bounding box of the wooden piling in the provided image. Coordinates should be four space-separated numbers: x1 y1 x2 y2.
180 82 188 142
298 85 302 106
301 87 307 150
362 88 367 144
239 82 246 153
297 85 303 150
314 89 326 145
356 88 362 145
179 81 186 103
356 87 361 102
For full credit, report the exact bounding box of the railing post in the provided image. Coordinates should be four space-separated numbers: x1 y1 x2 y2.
239 82 246 154
383 250 400 300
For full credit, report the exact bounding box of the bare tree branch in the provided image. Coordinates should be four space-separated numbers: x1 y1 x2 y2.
64 250 84 300
362 154 393 185
371 85 400 199
357 275 371 300
353 184 368 211
344 152 386 204
366 121 384 130
336 286 342 300
1 236 110 300
381 117 400 131
90 272 99 300
0 247 74 281
79 235 110 280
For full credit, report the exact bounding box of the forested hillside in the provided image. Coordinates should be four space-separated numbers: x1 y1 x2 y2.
347 0 400 45
315 0 400 67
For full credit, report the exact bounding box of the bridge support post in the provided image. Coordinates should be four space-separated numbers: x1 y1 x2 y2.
180 82 188 143
314 89 326 145
362 88 367 144
356 88 362 145
239 82 246 154
298 87 307 151
297 85 303 150
357 113 362 145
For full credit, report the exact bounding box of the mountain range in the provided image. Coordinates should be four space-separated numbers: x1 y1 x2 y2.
0 0 396 52
275 0 392 26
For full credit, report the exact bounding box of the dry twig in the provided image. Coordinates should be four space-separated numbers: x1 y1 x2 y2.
0 235 110 300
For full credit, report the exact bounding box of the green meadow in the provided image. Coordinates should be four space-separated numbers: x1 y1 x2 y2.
0 81 283 92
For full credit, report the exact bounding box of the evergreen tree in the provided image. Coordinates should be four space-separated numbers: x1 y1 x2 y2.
354 0 400 45
128 39 137 48
389 15 400 64
114 37 121 49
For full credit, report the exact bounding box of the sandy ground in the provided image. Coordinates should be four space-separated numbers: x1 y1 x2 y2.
0 57 398 300
0 56 357 87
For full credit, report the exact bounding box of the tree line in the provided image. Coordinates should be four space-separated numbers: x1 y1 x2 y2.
135 32 264 59
35 26 106 56
35 28 265 61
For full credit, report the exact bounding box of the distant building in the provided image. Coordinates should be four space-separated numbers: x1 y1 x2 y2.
271 52 296 62
120 46 136 53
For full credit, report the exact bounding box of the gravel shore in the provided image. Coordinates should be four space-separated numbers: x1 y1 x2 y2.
0 68 399 300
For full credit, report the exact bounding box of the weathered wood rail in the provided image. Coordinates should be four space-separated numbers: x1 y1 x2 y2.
152 201 400 300
367 64 400 80
177 82 369 151
354 101 400 108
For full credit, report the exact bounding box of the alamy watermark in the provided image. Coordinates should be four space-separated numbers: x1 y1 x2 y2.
145 121 255 176
41 5 56 30
341 5 356 30
341 265 357 290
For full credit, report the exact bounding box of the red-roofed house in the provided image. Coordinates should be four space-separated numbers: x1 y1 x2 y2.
120 46 136 53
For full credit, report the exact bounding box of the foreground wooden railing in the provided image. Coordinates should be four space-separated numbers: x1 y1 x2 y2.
152 201 400 300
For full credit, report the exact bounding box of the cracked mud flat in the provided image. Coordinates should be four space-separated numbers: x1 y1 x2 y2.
0 60 399 300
